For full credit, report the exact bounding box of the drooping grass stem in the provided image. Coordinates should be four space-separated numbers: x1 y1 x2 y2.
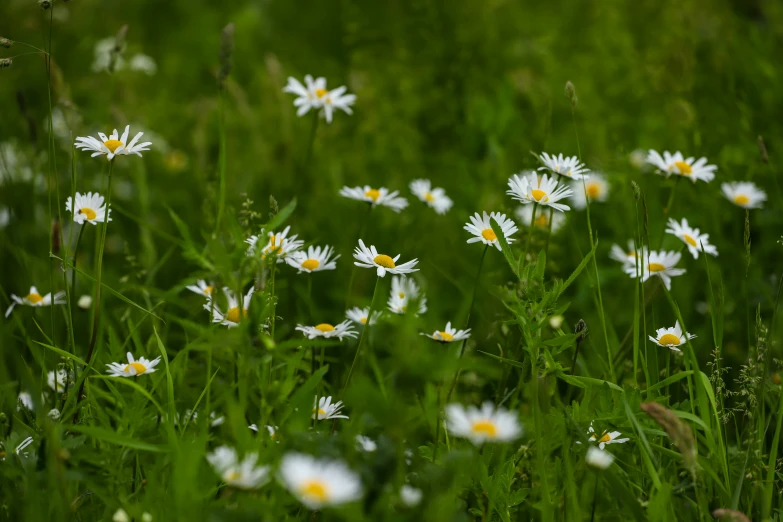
341 275 381 397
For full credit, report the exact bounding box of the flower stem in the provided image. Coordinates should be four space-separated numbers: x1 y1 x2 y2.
70 225 85 294
544 207 554 257
302 111 319 174
345 204 373 308
525 203 538 264
341 276 381 397
269 261 277 339
215 92 227 232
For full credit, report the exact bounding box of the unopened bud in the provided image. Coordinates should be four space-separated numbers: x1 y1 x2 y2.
757 135 769 164
549 315 564 329
564 81 577 108
218 23 235 91
0 37 12 48
39 0 52 9
575 319 588 345
0 58 12 69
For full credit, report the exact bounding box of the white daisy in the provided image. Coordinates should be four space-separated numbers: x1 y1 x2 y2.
65 192 111 225
623 250 685 290
339 186 408 212
283 75 328 117
278 453 362 510
444 402 522 445
409 179 453 214
646 150 716 183
106 351 161 377
665 218 718 259
421 322 471 343
15 436 34 457
399 485 423 507
312 396 348 420
585 446 615 469
206 446 270 490
47 368 72 392
346 307 382 326
514 204 566 233
320 85 357 124
721 181 767 209
648 321 696 352
5 286 65 318
537 152 590 180
245 226 304 263
75 125 152 161
387 275 428 316
355 435 377 452
507 172 573 212
295 320 358 340
205 287 254 328
387 294 427 315
610 240 646 267
584 423 629 449
285 245 339 273
353 239 419 277
17 392 34 411
570 174 610 209
248 424 278 439
185 280 214 298
464 211 518 251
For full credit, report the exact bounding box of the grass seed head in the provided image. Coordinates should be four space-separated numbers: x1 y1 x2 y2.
0 58 12 69
0 37 12 48
565 80 577 108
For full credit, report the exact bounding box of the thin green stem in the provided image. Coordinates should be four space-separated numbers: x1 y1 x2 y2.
345 204 373 308
302 111 319 174
215 92 227 232
525 203 538 264
70 225 85 295
269 262 277 339
544 207 554 258
341 276 381 396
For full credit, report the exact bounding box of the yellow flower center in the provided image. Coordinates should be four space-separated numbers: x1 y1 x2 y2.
365 188 381 201
315 323 335 332
373 254 396 268
225 470 242 482
122 361 147 375
314 408 327 416
734 194 749 206
203 286 213 296
534 214 548 227
360 317 367 324
103 139 123 153
648 263 666 273
598 432 612 443
79 207 98 220
683 234 697 247
25 292 44 304
424 192 435 202
398 292 405 298
435 331 453 341
300 480 329 502
481 228 497 241
674 161 692 175
315 88 328 98
586 183 601 198
471 420 498 438
531 189 548 202
658 333 681 346
301 259 320 271
226 307 247 324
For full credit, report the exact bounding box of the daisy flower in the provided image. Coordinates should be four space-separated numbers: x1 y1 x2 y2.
387 293 427 316
353 239 419 277
537 152 590 180
313 396 348 420
507 172 573 212
346 307 382 326
17 392 34 411
400 485 423 507
339 186 408 212
464 211 518 251
185 280 214 298
623 250 685 290
283 75 328 117
295 320 358 340
65 192 111 225
206 446 270 490
355 435 377 452
205 287 254 327
409 179 453 214
106 351 161 377
421 322 471 343
585 447 615 469
610 240 646 267
47 368 73 392
278 453 362 510
648 321 696 352
721 181 767 209
285 245 339 273
646 150 716 183
320 86 357 124
249 424 278 439
665 218 718 259
387 275 428 315
515 204 566 233
245 226 304 263
571 174 610 209
5 286 65 318
444 402 522 445
75 125 152 161
583 423 629 449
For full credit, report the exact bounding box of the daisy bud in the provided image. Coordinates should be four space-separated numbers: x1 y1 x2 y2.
0 58 12 69
77 295 92 310
48 408 61 420
141 514 153 522
640 402 697 474
109 25 128 74
112 509 130 522
712 509 751 522
564 81 577 108
757 135 768 164
218 23 234 91
548 315 564 330
39 0 52 9
0 37 12 48
575 319 588 346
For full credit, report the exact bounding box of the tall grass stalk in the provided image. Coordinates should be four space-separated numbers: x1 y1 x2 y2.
341 275 381 396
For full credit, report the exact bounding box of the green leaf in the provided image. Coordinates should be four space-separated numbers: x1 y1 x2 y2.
556 372 624 392
33 340 89 367
264 198 297 232
66 425 168 453
91 375 165 416
478 350 526 369
557 240 597 297
644 371 694 394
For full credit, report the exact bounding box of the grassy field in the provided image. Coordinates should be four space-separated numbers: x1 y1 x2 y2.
2 0 783 520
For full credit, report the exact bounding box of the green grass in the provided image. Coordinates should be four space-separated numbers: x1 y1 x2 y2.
1 0 783 520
